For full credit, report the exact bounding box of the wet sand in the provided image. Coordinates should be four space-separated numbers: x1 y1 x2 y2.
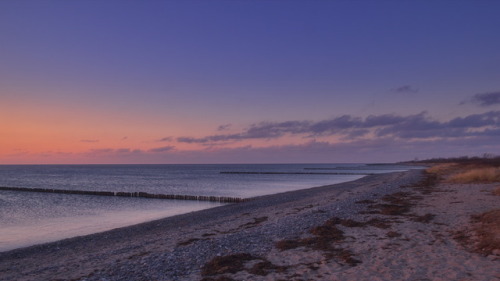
0 169 498 281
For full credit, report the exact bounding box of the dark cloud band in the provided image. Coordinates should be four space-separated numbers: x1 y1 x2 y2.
177 111 500 143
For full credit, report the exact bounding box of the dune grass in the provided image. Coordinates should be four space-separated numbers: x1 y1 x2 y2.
426 160 500 184
425 163 459 176
425 160 499 256
472 209 500 256
448 167 500 183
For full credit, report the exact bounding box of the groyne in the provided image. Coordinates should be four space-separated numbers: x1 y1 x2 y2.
0 186 247 203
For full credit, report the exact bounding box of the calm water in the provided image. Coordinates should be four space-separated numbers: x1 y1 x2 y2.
0 164 414 251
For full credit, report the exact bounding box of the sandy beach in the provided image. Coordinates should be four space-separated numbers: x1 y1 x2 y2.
0 168 498 281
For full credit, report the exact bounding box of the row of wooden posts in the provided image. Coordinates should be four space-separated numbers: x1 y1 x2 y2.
0 186 248 203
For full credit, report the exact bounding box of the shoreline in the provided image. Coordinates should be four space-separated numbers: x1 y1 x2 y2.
0 171 419 280
1 169 498 280
0 171 366 253
0 171 388 254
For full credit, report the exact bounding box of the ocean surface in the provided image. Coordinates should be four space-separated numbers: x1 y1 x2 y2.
0 163 416 252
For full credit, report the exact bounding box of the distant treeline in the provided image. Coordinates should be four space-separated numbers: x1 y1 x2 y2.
402 154 500 167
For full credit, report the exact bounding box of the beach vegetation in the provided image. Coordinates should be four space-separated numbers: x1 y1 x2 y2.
455 209 500 256
493 186 500 196
247 260 286 276
425 163 459 175
275 217 362 266
201 276 235 281
411 213 436 223
362 191 420 216
404 154 500 166
472 209 500 256
448 167 500 183
386 231 402 238
421 155 500 183
201 253 286 279
365 218 392 229
412 171 440 193
201 253 256 276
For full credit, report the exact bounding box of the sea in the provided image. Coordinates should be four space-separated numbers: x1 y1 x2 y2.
0 163 416 252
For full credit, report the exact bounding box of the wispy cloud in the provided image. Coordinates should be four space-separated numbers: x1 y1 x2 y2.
80 139 99 143
146 136 498 163
461 91 500 107
148 145 176 153
392 85 419 93
375 111 500 139
85 148 144 155
88 148 113 154
217 124 232 131
158 137 173 142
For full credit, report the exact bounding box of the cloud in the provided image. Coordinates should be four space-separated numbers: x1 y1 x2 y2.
177 120 310 143
177 111 500 144
217 124 232 131
148 145 176 153
462 91 500 107
85 148 145 155
393 85 419 93
156 134 499 163
80 139 99 143
158 137 173 142
88 148 114 154
17 111 496 164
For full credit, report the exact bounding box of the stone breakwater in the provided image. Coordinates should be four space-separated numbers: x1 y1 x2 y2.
0 186 248 203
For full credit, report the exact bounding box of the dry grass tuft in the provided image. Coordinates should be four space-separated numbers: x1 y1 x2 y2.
454 209 500 256
333 249 362 266
201 276 235 281
248 260 286 276
492 186 500 196
366 218 393 229
386 231 402 238
472 209 500 255
410 171 440 194
425 159 500 184
365 201 412 216
201 254 287 279
355 199 376 204
274 239 303 251
448 167 500 183
339 219 366 228
201 253 256 276
411 213 436 223
275 217 361 266
426 163 458 175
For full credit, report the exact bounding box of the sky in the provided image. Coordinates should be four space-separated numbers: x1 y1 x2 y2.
1 0 499 164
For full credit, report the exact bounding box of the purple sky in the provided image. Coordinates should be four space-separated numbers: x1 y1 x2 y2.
1 0 499 164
